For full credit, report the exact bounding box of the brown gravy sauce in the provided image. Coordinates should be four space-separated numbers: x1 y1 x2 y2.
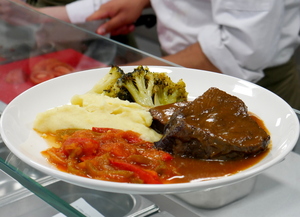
166 149 269 183
165 113 271 184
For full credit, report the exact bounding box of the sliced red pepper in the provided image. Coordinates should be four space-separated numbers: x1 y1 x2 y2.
121 131 144 144
161 152 173 161
62 137 98 156
110 159 162 184
92 127 144 144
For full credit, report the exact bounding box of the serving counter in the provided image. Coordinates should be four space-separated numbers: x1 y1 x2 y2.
1 1 300 216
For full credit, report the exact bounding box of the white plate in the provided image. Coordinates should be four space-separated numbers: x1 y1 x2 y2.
1 66 299 194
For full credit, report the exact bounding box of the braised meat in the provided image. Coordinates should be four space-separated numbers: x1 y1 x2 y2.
154 87 270 160
150 101 189 134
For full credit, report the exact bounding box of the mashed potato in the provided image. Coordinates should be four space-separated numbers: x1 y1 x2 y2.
33 93 162 142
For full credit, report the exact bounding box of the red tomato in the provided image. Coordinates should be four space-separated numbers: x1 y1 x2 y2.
30 70 54 84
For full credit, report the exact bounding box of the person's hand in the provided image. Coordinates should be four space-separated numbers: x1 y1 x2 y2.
87 0 150 36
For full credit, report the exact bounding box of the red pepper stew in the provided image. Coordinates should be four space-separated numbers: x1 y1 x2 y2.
42 127 269 184
42 128 179 184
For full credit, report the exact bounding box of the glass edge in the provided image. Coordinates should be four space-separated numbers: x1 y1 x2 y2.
0 157 86 217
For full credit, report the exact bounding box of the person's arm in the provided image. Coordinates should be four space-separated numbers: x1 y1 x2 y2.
7 0 108 23
126 43 221 73
87 0 151 35
39 6 70 22
4 0 70 21
163 43 221 72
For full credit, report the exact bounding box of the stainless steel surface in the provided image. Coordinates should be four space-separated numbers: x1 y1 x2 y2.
173 177 256 209
292 109 300 154
0 156 86 217
0 101 6 112
165 151 300 217
143 195 201 217
150 211 176 217
0 173 159 217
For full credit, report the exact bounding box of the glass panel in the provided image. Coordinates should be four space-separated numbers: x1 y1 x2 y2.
0 0 176 66
0 0 176 215
0 154 86 216
0 0 178 104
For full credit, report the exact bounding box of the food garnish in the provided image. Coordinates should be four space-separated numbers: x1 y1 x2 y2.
90 65 188 107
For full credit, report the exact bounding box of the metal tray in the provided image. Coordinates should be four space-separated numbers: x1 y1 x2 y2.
173 177 257 209
0 179 159 217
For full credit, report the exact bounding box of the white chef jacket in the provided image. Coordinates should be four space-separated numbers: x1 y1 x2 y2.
66 0 109 24
151 0 300 82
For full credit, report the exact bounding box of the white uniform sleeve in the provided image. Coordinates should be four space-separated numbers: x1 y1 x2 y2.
66 0 110 24
198 0 284 82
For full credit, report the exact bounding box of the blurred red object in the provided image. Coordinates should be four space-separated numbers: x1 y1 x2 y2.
0 49 106 104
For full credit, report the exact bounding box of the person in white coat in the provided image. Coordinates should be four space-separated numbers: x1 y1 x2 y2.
87 0 300 109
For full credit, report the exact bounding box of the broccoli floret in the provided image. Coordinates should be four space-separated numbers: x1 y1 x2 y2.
90 65 124 97
153 73 187 106
117 66 188 107
92 65 188 107
118 66 156 106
